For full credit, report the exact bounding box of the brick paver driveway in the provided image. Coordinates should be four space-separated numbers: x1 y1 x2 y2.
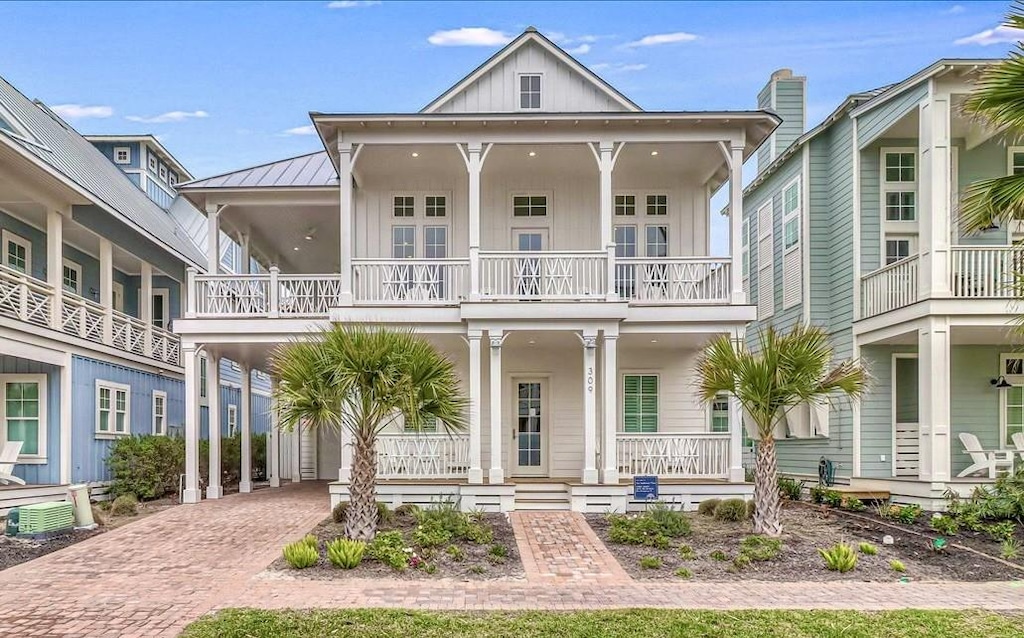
0 483 1022 637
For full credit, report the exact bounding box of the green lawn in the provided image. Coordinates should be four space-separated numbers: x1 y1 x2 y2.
181 609 1024 638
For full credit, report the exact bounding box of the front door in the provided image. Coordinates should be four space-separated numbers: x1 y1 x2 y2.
513 229 547 298
512 379 547 476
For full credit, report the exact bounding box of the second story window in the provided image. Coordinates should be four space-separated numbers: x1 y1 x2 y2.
62 259 82 295
885 238 911 265
513 195 547 217
159 164 168 184
393 196 414 218
519 74 541 109
885 152 915 182
645 225 668 257
425 196 446 217
2 230 30 274
424 227 447 258
148 154 158 173
783 181 801 249
646 194 668 216
392 226 415 259
169 172 178 188
113 146 131 165
615 195 636 216
885 192 916 221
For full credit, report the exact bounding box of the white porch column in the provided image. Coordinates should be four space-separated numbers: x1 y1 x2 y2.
462 142 486 300
338 141 355 305
919 316 951 482
182 344 201 503
729 141 745 305
46 210 63 330
338 422 352 482
269 375 281 488
239 233 251 275
728 330 746 482
240 365 253 493
140 261 153 357
580 330 599 484
919 85 952 299
99 238 113 343
467 331 484 483
596 141 618 301
488 330 505 484
205 204 220 274
206 354 222 499
602 332 619 484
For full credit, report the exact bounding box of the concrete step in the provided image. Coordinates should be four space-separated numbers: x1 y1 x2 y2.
514 498 571 511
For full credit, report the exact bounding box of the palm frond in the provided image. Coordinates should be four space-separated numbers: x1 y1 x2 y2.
963 45 1024 130
959 173 1024 235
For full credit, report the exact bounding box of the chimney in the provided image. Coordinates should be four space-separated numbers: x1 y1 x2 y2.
756 68 806 173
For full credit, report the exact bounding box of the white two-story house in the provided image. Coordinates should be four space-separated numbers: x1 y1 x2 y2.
173 28 778 511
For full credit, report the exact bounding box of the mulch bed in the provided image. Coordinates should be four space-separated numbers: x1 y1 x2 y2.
0 529 102 571
268 512 524 581
586 504 1024 582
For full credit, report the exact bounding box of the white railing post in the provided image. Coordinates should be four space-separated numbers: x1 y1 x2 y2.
18 277 28 322
606 244 617 301
488 330 504 485
268 266 280 318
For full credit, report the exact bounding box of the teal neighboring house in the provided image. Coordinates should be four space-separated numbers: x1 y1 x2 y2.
743 59 1021 508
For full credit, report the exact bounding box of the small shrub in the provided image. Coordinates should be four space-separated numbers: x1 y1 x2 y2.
889 559 906 573
90 506 105 527
488 544 509 559
368 531 409 571
896 504 922 524
985 521 1017 543
822 490 844 508
843 497 866 512
394 503 420 519
445 544 465 562
1001 538 1021 560
697 499 721 516
739 535 781 562
377 502 394 525
819 543 858 573
647 503 691 537
713 498 748 522
331 501 349 524
607 514 671 549
810 485 828 504
464 521 494 545
413 519 454 548
639 556 662 570
283 539 319 569
930 515 959 537
778 476 804 501
732 554 751 569
301 534 318 550
423 562 437 574
675 567 693 579
326 538 366 569
709 550 729 561
109 494 138 517
858 542 878 556
677 544 695 560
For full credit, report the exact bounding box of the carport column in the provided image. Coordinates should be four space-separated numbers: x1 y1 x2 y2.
46 210 63 330
205 204 220 274
729 141 745 305
919 316 951 482
467 331 484 483
338 140 355 305
269 376 281 488
488 330 505 484
182 344 201 504
206 354 222 499
918 85 952 299
602 332 619 484
99 238 113 343
580 330 599 484
240 365 253 493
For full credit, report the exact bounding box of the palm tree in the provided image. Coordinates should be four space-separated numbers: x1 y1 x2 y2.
959 2 1024 234
695 325 867 536
270 325 467 540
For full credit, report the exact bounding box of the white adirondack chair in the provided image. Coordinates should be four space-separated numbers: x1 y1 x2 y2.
957 433 1014 479
1011 432 1024 463
0 441 25 485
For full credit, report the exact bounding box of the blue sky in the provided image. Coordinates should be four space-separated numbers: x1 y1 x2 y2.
1 1 1021 250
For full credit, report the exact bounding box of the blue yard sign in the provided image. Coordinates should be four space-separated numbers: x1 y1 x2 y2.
633 475 659 501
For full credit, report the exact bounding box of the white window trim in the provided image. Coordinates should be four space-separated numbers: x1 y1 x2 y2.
644 193 670 217
158 164 169 183
643 223 670 258
147 153 158 173
620 371 660 433
614 192 638 217
112 281 125 313
1007 146 1024 176
424 193 449 219
880 147 919 258
707 392 731 434
226 404 238 437
62 258 82 295
884 235 917 266
2 229 32 274
95 379 131 439
152 390 167 436
0 374 47 463
516 72 543 111
781 177 802 310
113 146 131 165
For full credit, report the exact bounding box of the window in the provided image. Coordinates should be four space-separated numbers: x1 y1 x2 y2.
646 194 668 216
393 196 414 217
1 375 46 459
113 146 131 165
227 404 238 437
2 229 31 274
623 374 658 433
1001 353 1024 378
519 74 541 109
710 394 730 433
159 164 168 183
884 152 915 183
615 194 636 216
425 196 446 218
756 201 774 319
392 226 415 259
513 195 547 217
885 191 916 221
169 172 178 188
112 282 125 313
645 225 668 257
152 390 167 436
783 182 800 250
199 356 208 400
151 289 169 329
885 239 911 265
424 227 447 259
147 153 158 173
1005 386 1024 447
1009 148 1024 176
781 179 802 310
614 225 637 298
96 381 130 437
62 259 82 295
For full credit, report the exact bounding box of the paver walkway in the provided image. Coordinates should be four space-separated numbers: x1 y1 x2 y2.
0 485 1021 637
510 511 630 581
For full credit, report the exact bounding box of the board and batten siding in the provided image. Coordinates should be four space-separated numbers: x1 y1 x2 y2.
0 355 61 484
432 41 629 114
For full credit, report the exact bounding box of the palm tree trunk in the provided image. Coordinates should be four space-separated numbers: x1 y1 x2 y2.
344 431 378 541
752 435 783 537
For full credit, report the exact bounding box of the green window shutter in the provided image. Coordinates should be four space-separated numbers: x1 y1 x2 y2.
623 374 658 433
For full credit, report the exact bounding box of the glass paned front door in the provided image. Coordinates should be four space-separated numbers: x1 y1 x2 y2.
515 382 543 473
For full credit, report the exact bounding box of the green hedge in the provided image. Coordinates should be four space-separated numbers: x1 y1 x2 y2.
108 433 268 500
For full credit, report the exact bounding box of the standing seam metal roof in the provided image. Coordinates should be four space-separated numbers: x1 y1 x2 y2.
178 151 337 190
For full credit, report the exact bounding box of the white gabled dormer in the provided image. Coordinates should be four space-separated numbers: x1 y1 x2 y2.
422 27 641 114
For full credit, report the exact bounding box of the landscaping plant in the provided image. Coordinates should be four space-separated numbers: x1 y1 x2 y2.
858 542 878 556
368 531 410 571
777 476 804 501
930 515 959 537
109 494 138 517
697 498 721 516
332 501 349 524
678 544 696 560
696 325 867 536
639 556 662 570
1001 538 1020 560
739 535 782 562
283 539 320 569
713 498 749 522
843 497 866 512
819 543 858 573
889 559 906 573
326 538 367 569
271 325 467 541
674 567 693 578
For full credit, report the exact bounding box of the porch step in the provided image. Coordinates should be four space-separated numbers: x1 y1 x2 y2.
513 482 570 511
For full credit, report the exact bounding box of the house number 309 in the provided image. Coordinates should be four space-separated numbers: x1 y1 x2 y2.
586 367 594 392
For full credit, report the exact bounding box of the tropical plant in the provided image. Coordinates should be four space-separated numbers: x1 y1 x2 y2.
858 542 878 556
283 539 319 569
819 543 858 573
695 325 867 536
1001 538 1021 560
326 538 367 569
271 325 467 540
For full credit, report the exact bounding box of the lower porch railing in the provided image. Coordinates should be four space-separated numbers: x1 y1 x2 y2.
616 432 730 479
376 433 471 479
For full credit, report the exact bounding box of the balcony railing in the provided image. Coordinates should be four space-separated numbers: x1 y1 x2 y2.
615 432 730 479
860 255 919 318
616 257 731 303
376 433 470 479
479 251 607 300
950 246 1024 298
354 259 469 305
0 264 180 366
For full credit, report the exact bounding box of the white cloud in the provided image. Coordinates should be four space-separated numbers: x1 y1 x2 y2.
624 32 698 48
125 110 209 124
280 125 317 136
50 104 113 120
955 24 1024 45
943 4 966 15
427 27 512 47
326 1 380 7
590 62 647 73
567 43 591 55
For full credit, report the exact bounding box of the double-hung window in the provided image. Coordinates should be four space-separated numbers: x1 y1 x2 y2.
623 374 658 433
62 259 82 295
96 380 130 437
782 179 802 309
2 230 30 274
519 74 541 110
227 404 238 437
152 390 167 436
1 375 46 460
710 393 730 433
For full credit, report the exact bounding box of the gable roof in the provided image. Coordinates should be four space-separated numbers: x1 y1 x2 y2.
0 76 206 268
178 151 337 190
84 134 194 181
421 27 642 113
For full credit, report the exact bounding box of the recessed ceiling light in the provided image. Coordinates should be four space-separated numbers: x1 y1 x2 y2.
650 150 659 156
411 152 419 158
293 246 300 251
528 151 536 157
650 339 658 343
528 340 536 345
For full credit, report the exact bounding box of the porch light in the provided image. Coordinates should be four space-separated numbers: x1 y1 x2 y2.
411 152 419 158
650 339 658 344
991 376 1012 389
528 151 536 157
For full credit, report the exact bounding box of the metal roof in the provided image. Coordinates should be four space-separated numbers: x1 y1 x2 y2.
0 76 206 267
179 151 337 190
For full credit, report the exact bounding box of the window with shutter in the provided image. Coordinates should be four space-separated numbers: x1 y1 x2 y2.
781 179 802 309
756 202 774 319
623 374 658 433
